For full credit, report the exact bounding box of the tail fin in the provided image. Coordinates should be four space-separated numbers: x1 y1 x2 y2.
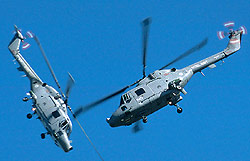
8 25 42 83
224 30 242 56
8 26 23 51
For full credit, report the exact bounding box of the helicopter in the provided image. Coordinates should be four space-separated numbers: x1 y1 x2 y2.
8 25 103 158
74 18 245 131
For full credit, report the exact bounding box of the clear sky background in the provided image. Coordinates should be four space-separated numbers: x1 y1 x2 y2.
1 1 250 161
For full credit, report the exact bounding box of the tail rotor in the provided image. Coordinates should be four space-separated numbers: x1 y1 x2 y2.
13 26 32 50
217 21 247 40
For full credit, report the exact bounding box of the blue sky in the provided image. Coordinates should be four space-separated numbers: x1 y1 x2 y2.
1 1 250 161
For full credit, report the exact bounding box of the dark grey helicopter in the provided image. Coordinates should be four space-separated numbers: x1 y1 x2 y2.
75 18 245 131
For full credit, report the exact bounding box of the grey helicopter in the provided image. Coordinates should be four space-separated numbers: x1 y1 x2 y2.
8 25 104 159
74 18 246 131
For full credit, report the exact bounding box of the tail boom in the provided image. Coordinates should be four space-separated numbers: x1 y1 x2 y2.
8 27 42 83
185 30 242 74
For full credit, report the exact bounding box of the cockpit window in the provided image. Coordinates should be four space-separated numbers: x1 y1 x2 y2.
123 93 131 103
120 93 132 105
121 106 127 111
52 111 60 118
57 131 63 136
135 88 145 96
61 120 68 128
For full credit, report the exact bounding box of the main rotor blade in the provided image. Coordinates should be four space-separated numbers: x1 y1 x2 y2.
74 79 141 116
66 106 104 161
74 86 129 116
142 17 152 78
65 72 75 100
33 35 65 98
159 38 208 70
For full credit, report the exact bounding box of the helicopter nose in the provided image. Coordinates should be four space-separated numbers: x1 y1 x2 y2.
64 146 73 152
107 115 121 127
107 108 124 127
57 131 73 152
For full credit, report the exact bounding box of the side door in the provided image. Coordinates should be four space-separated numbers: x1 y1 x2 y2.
131 85 154 105
147 79 167 94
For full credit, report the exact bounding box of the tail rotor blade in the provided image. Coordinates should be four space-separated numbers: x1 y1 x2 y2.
142 17 152 78
22 42 31 50
239 26 247 35
217 31 226 40
26 31 34 38
159 38 208 70
224 21 235 30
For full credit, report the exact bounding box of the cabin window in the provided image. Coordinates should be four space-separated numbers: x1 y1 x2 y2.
52 111 60 118
135 88 145 96
171 68 176 72
121 106 127 111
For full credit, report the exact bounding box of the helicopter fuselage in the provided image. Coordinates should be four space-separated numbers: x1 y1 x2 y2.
8 28 73 152
107 68 193 127
30 81 73 152
107 30 242 127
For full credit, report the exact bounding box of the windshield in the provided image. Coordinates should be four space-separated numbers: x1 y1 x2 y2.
120 96 125 105
120 93 132 106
